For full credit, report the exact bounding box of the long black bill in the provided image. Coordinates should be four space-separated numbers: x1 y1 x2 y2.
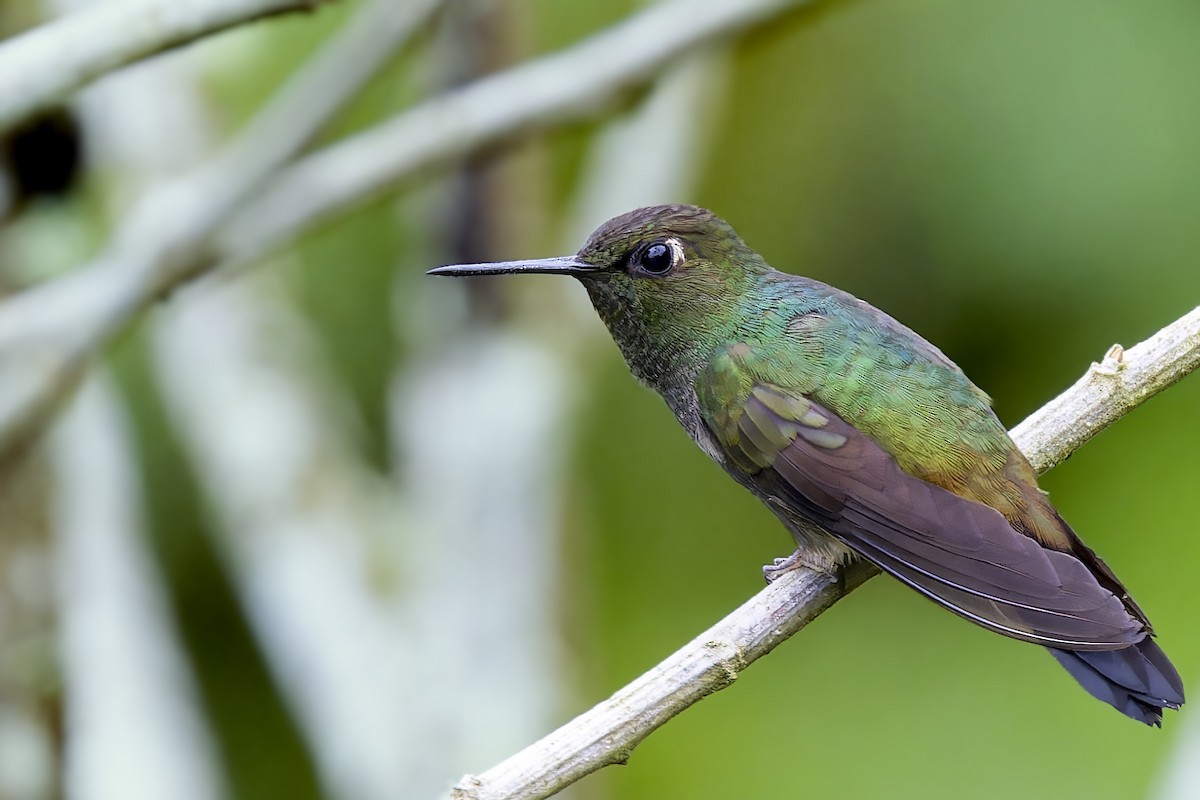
427 256 597 277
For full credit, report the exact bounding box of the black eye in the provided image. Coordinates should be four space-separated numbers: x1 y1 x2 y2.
637 241 676 276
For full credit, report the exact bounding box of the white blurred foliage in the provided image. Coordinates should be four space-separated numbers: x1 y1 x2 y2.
54 1 456 796
36 4 230 799
0 709 53 800
51 377 227 800
153 272 417 800
389 329 574 795
1154 709 1200 800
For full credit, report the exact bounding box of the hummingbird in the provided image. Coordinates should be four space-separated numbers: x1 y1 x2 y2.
429 204 1184 725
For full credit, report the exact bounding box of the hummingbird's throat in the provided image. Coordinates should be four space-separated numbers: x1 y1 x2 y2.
582 276 710 428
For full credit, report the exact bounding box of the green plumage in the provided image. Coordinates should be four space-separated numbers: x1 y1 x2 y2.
430 203 1183 725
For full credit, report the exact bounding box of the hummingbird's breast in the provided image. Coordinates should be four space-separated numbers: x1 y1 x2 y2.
580 272 850 563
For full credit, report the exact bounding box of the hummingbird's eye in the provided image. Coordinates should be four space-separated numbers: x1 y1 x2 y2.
634 240 679 276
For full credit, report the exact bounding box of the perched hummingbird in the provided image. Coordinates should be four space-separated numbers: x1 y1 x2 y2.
430 204 1184 725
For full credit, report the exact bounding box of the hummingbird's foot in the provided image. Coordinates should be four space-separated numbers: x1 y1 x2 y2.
762 548 838 583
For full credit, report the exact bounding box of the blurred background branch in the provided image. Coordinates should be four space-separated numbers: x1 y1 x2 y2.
219 0 807 264
0 0 337 134
0 0 442 454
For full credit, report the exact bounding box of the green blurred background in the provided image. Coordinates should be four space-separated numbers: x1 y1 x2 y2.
1 0 1197 798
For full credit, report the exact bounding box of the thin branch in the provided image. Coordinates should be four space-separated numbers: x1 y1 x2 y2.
152 274 410 800
0 0 336 135
218 0 810 265
447 305 1200 800
391 333 576 797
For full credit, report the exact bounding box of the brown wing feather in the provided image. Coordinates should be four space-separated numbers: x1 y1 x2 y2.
736 389 1145 651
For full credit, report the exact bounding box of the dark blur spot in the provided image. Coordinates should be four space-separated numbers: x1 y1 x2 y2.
4 108 82 200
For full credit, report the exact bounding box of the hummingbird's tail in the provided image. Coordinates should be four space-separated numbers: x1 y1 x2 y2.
1048 638 1185 726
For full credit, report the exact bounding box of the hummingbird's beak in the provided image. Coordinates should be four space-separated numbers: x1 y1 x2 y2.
427 256 598 277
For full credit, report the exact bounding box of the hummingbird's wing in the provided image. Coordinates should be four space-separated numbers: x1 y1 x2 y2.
697 353 1144 651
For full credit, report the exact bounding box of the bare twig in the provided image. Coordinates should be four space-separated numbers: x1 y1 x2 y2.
447 305 1200 800
0 0 336 134
1010 306 1200 472
449 561 876 800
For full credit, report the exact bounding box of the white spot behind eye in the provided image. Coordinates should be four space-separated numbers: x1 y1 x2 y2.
665 238 685 265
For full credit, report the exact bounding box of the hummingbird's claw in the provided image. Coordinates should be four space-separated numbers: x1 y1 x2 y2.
762 549 837 583
763 556 801 582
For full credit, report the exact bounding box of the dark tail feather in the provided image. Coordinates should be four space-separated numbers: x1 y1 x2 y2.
1049 639 1185 726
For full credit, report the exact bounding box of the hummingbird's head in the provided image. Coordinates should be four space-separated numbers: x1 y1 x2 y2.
430 204 767 327
429 204 769 387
